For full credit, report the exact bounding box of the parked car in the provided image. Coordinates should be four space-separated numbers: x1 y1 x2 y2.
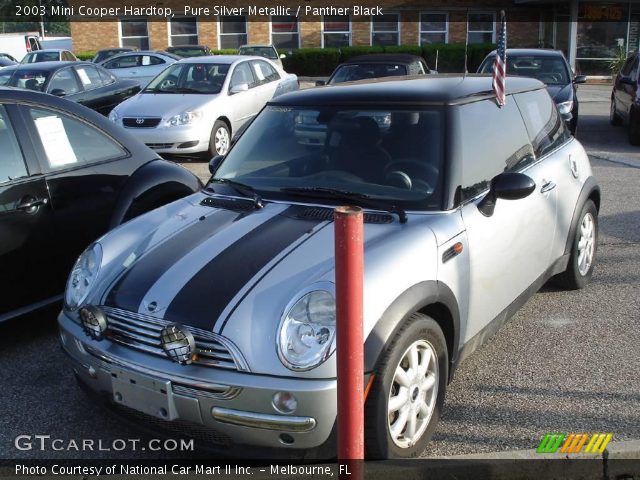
0 87 201 323
92 48 134 64
238 44 286 69
98 51 180 88
0 33 41 62
21 49 78 63
318 54 432 87
58 75 599 458
610 51 640 145
0 57 17 68
0 61 140 115
478 49 586 135
0 53 18 63
108 55 298 157
166 45 212 58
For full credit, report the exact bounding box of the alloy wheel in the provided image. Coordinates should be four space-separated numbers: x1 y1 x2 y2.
577 212 595 276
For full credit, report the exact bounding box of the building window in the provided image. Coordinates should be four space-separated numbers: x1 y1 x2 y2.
120 18 149 50
467 12 495 44
219 15 248 49
271 15 299 50
170 17 198 46
420 12 448 44
323 15 351 47
372 14 400 46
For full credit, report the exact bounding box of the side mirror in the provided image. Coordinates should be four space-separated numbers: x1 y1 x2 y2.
209 155 224 175
279 53 286 59
230 83 249 94
477 172 536 217
573 75 587 84
315 80 326 86
50 88 66 96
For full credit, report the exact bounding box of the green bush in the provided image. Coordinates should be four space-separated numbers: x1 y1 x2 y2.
75 51 96 61
468 43 497 72
283 48 341 76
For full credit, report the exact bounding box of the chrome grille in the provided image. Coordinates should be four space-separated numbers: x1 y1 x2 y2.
102 306 248 371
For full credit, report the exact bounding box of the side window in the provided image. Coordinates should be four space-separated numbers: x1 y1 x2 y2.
142 55 164 66
48 69 80 95
514 89 570 159
621 56 636 76
251 60 280 84
631 58 639 81
28 107 126 170
457 98 534 202
97 67 116 85
230 62 256 88
104 55 137 69
63 51 73 61
0 106 28 185
75 66 103 90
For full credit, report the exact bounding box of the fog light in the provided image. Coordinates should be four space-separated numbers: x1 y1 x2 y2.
272 391 297 414
79 306 108 341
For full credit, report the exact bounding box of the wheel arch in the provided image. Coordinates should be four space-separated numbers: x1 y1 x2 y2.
563 176 600 256
216 116 232 134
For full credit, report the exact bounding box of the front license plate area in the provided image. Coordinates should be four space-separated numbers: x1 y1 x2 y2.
110 367 177 421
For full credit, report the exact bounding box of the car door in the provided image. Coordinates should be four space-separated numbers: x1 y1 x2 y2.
103 54 139 83
72 64 110 114
615 56 638 121
250 59 279 106
456 97 558 342
0 104 54 317
137 54 167 87
46 66 82 99
18 103 130 298
227 61 258 132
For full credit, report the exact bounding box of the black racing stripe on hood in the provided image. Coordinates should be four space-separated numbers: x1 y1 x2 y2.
164 208 322 331
104 209 243 312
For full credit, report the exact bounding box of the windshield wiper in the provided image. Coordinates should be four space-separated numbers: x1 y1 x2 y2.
208 178 264 209
281 187 407 224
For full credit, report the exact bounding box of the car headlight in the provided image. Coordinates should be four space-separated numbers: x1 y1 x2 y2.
557 100 574 115
65 243 102 311
108 109 120 123
277 290 336 371
166 111 203 127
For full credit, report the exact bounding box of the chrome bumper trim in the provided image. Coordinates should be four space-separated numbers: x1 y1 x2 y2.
211 407 316 432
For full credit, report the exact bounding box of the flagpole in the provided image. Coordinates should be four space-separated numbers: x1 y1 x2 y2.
463 8 469 77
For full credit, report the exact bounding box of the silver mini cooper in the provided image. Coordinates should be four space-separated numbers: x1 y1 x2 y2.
59 75 599 459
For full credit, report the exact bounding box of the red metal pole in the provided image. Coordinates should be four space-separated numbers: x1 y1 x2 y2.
334 206 364 461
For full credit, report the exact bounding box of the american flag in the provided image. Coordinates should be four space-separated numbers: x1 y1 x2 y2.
492 11 507 106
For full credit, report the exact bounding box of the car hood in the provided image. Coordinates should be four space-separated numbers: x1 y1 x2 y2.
115 92 218 118
546 83 572 104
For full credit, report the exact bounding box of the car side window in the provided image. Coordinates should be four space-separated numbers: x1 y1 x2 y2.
621 56 636 76
142 55 164 66
251 60 280 85
104 55 137 69
48 68 80 95
230 62 256 89
0 106 28 185
457 98 534 202
75 65 103 91
97 66 116 85
630 58 639 81
27 107 126 171
514 89 570 159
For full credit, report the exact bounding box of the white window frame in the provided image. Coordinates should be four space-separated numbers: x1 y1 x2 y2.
321 14 352 48
370 13 401 46
118 18 149 49
168 16 199 46
419 11 449 45
217 15 248 50
467 11 496 44
269 15 301 49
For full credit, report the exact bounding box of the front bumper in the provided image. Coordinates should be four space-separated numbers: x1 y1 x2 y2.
58 312 337 453
119 122 211 154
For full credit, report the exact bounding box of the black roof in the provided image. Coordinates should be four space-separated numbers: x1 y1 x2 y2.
486 48 568 58
1 61 88 73
343 54 424 64
272 74 545 106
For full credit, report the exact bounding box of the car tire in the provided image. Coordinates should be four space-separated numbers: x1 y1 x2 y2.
610 98 622 126
556 200 598 290
365 313 447 459
209 120 231 157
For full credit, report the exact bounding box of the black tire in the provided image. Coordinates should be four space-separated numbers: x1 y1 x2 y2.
556 200 598 290
209 120 231 157
629 110 640 145
365 313 448 459
610 98 622 126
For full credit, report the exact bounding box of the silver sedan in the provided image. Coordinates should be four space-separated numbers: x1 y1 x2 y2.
98 51 180 88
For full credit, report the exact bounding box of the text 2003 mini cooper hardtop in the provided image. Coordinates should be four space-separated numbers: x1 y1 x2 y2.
59 76 600 458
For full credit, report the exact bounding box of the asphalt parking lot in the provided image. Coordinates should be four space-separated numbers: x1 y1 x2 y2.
0 84 638 460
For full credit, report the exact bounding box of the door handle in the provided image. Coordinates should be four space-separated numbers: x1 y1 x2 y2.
16 197 48 213
540 180 557 193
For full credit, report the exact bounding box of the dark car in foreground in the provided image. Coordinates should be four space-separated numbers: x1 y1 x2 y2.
610 51 640 144
0 62 139 115
478 49 585 135
58 75 599 459
0 87 201 323
318 54 432 86
92 48 135 64
166 45 212 58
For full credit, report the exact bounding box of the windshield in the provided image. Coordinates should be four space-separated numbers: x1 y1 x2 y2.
8 70 48 90
21 52 60 63
144 62 229 94
212 106 444 211
329 63 408 84
169 47 208 57
480 55 570 85
238 46 278 60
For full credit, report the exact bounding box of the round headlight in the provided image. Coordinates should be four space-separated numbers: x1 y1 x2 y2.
65 243 102 310
277 290 336 371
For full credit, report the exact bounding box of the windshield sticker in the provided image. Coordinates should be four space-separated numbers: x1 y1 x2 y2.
34 115 78 167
